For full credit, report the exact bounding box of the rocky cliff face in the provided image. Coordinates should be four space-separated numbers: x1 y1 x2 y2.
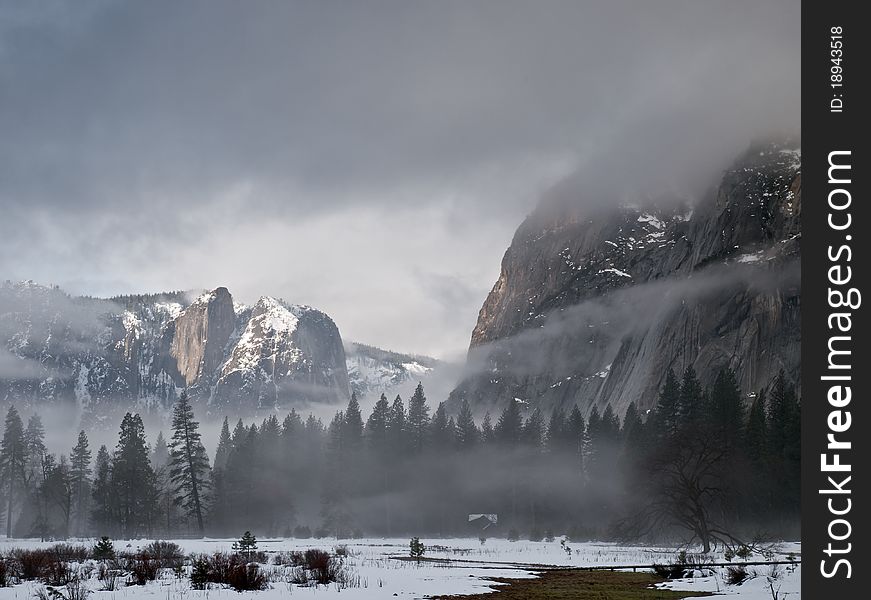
0 284 350 426
169 288 236 387
345 342 438 400
451 142 801 418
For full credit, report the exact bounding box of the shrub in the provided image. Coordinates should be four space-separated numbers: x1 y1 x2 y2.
128 553 159 585
50 545 89 563
507 529 519 542
11 548 55 581
736 545 753 560
47 577 91 600
529 529 543 542
293 525 312 539
725 565 750 585
0 558 8 587
142 541 184 569
334 545 349 557
544 530 555 543
92 538 115 561
97 563 120 591
43 559 73 587
303 549 332 584
227 562 268 591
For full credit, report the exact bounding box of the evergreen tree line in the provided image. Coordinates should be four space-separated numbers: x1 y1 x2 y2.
0 370 799 545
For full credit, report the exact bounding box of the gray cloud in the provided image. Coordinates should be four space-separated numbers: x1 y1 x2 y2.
0 0 799 357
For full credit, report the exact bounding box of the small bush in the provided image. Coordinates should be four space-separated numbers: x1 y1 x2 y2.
142 541 184 569
11 548 55 581
128 553 159 586
47 577 91 600
507 529 519 542
293 525 312 539
544 530 555 543
303 549 332 584
736 545 753 560
528 529 543 542
0 558 8 587
97 563 120 591
43 559 73 587
334 545 349 557
725 565 750 585
227 562 268 591
50 545 89 563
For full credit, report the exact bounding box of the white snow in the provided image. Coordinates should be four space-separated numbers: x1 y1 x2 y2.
221 297 301 377
153 302 184 320
598 268 632 278
637 214 665 229
736 251 764 264
0 537 800 599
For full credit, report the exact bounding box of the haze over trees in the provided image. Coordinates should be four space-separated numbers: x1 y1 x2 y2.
0 370 799 547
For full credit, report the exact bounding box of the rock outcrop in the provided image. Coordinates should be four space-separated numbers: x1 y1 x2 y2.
451 142 801 418
0 284 350 425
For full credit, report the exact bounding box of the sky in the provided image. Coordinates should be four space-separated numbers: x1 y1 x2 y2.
0 0 800 359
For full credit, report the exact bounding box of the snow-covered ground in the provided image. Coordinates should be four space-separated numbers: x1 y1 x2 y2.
0 537 800 599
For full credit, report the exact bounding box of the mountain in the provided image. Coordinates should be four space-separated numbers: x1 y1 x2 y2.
450 141 801 418
0 283 349 426
345 342 438 400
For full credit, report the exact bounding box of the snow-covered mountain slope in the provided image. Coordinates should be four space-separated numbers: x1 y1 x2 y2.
344 342 439 400
0 284 350 426
451 141 801 418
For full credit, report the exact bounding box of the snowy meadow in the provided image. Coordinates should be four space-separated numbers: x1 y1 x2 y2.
0 536 800 599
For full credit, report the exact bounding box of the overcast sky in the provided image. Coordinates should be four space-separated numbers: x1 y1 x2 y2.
0 0 799 358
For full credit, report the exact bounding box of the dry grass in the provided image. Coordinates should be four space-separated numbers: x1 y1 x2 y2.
435 569 713 599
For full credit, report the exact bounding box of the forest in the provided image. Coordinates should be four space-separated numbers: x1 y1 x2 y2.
0 368 800 550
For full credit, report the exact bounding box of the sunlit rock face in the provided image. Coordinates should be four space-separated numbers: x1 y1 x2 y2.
451 142 801 418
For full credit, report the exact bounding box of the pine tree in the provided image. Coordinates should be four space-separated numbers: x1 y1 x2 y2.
546 407 567 454
0 406 26 538
495 401 523 447
366 394 391 456
344 393 364 451
70 430 92 537
455 399 479 450
90 445 114 535
654 369 681 438
678 366 704 432
522 408 545 450
480 412 494 444
43 455 74 538
112 413 157 538
388 395 407 455
168 391 211 536
429 402 454 450
708 368 744 456
407 383 431 454
151 432 169 469
214 418 232 471
745 390 767 464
